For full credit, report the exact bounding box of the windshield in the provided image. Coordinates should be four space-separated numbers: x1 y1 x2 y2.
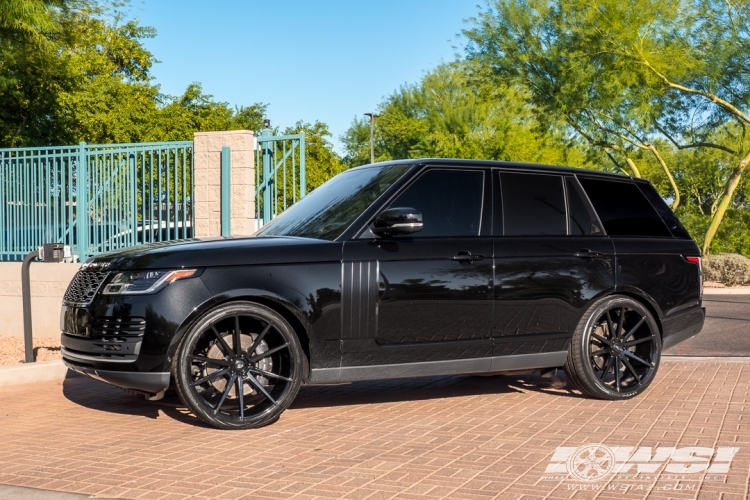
256 163 412 240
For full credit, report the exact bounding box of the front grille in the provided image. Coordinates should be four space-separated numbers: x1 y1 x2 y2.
91 317 146 338
63 270 109 304
62 316 145 363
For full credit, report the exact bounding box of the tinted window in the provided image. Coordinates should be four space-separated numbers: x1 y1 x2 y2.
636 183 692 239
501 173 566 236
578 177 672 237
566 177 603 236
388 169 484 237
257 164 411 240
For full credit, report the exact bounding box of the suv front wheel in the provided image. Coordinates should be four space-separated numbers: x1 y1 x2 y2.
565 295 661 400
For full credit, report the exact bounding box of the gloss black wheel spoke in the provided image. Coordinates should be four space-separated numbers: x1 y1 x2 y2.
591 347 612 358
211 325 232 356
233 314 242 355
615 307 626 339
236 375 245 420
245 374 277 405
248 323 271 356
592 333 612 346
614 356 622 392
247 342 290 363
599 355 614 381
191 367 230 386
248 367 292 382
622 357 642 384
213 374 237 414
605 310 616 338
192 355 230 367
624 336 653 348
621 316 645 343
622 350 654 367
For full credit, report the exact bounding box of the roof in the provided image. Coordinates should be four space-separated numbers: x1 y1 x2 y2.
356 158 640 182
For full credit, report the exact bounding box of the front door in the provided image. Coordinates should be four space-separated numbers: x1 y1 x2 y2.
341 167 494 368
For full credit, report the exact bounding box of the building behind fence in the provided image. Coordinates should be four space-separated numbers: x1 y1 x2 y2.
0 129 306 262
0 141 193 261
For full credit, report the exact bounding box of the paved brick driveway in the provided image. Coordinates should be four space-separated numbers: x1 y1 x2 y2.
0 359 748 500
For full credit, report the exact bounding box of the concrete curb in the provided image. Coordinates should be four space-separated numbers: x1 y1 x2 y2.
0 360 68 387
704 287 750 295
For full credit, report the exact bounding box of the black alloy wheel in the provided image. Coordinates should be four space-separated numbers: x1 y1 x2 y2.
173 302 304 429
565 295 661 400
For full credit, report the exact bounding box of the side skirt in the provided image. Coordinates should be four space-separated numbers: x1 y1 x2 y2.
309 351 568 384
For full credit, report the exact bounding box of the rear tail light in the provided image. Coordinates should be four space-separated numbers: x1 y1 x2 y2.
684 256 703 299
685 256 701 266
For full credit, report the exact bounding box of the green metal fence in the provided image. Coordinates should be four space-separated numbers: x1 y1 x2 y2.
0 141 193 261
255 130 306 228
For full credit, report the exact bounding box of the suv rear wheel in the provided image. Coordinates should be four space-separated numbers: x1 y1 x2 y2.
565 295 661 400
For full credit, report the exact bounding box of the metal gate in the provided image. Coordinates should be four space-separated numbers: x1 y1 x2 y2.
255 130 306 228
0 141 193 261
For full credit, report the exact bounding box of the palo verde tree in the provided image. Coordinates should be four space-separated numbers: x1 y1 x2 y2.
464 0 750 254
342 62 589 169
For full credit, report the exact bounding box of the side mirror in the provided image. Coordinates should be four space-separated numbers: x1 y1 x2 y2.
372 207 423 237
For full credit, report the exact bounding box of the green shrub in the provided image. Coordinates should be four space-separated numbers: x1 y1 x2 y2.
703 253 750 286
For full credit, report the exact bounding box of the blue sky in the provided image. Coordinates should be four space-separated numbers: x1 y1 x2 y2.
128 0 483 153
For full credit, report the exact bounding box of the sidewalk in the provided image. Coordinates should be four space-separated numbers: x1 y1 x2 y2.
0 358 747 499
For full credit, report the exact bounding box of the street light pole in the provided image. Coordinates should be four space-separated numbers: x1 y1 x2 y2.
364 113 379 164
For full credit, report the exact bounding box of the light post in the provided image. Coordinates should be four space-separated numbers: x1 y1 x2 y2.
364 113 379 164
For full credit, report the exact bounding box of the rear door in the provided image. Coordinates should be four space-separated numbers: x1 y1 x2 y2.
492 171 616 360
577 177 701 316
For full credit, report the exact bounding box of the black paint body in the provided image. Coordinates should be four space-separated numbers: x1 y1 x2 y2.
60 159 704 393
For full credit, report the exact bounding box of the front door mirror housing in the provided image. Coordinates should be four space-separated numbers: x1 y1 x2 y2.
372 207 423 237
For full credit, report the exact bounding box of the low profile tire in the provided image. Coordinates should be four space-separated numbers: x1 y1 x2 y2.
564 295 661 400
173 301 304 429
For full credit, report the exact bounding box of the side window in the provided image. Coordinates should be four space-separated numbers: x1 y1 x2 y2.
388 169 484 237
566 177 604 236
501 172 566 236
578 177 672 237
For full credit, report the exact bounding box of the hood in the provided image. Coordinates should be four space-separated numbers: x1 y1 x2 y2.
83 236 342 270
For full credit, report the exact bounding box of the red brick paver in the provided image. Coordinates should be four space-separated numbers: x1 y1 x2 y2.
0 360 748 499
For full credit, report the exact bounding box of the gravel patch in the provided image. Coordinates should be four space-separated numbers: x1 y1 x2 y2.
0 337 61 366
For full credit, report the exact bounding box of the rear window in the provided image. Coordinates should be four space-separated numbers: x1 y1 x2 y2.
636 183 692 239
577 178 672 237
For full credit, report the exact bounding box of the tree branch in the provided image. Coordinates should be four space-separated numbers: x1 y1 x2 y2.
655 125 737 155
640 58 750 125
646 143 681 210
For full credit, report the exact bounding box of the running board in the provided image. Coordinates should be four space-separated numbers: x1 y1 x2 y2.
309 351 568 384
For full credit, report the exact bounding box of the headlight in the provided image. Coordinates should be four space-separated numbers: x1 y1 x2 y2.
102 269 198 295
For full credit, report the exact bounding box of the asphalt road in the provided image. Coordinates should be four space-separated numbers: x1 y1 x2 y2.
664 294 750 356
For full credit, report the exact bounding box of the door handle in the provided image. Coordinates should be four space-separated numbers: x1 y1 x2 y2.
575 249 604 258
451 251 485 263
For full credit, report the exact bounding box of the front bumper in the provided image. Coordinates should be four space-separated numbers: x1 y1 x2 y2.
64 358 170 394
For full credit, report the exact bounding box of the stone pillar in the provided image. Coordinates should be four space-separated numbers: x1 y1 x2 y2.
193 130 256 237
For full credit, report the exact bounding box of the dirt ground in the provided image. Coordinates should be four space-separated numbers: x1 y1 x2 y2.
0 336 61 365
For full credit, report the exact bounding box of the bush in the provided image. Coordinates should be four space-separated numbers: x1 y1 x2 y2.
703 253 750 286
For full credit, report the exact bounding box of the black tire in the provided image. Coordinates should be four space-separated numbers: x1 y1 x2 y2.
564 295 661 400
173 301 304 429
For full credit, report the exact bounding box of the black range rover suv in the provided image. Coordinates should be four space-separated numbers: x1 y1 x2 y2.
61 159 705 429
